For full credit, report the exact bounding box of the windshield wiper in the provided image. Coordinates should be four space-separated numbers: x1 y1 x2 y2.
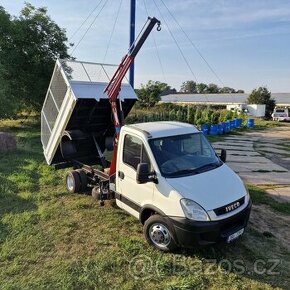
194 162 220 173
166 168 198 177
165 162 221 177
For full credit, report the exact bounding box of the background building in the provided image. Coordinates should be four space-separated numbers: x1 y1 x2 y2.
160 93 290 117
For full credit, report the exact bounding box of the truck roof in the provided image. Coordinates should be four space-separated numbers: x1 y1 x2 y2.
125 121 200 139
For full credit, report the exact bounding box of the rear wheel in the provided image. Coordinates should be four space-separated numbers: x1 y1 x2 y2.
76 169 88 192
66 171 81 193
144 215 177 252
91 186 101 200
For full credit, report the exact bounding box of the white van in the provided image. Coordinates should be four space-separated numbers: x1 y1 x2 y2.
272 107 290 121
113 121 252 251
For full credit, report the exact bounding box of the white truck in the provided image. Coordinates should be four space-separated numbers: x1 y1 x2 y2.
113 121 251 251
41 17 251 252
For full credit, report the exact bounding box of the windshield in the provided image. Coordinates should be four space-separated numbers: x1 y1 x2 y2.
149 133 222 177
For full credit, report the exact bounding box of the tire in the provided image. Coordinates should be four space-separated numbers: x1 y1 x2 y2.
91 186 101 200
76 169 88 192
66 171 81 193
144 214 177 252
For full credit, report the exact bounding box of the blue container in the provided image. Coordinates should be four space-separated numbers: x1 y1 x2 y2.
235 118 243 127
209 124 218 135
221 122 229 133
225 120 231 132
217 124 223 135
201 123 210 135
230 120 236 129
246 119 254 128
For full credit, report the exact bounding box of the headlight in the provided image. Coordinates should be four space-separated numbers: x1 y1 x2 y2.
180 199 210 221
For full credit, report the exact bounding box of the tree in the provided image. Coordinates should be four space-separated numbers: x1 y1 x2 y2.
220 86 236 93
0 3 69 118
207 83 220 93
247 87 276 118
196 83 208 94
180 80 197 93
136 80 169 108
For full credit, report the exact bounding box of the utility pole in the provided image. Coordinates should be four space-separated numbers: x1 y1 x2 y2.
129 0 136 88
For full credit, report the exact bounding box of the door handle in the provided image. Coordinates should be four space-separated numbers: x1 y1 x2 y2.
118 171 125 179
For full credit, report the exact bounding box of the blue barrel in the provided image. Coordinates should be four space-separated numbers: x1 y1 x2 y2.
230 120 236 129
201 123 210 135
221 122 228 133
235 118 243 127
246 119 254 128
217 124 223 135
226 120 231 132
209 124 218 135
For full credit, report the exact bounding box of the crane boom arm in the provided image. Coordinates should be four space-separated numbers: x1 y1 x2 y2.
104 17 161 102
103 17 161 176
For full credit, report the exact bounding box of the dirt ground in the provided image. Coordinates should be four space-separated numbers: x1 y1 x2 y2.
249 204 290 252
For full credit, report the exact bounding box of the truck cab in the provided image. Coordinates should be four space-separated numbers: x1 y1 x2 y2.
115 121 251 251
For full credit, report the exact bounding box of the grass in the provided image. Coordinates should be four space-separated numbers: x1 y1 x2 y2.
247 184 290 215
0 117 289 289
252 119 283 130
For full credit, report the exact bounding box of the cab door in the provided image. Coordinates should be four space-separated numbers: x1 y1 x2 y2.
117 134 153 218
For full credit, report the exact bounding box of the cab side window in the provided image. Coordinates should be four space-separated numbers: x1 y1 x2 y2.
123 135 151 170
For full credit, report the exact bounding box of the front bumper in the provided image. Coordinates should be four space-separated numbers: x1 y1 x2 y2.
169 199 252 248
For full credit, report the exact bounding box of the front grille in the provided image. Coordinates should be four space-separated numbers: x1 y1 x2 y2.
214 197 245 216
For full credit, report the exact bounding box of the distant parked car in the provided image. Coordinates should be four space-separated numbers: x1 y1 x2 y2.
271 107 290 122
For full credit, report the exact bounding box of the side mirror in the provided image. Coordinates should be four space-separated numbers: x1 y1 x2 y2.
136 163 150 184
136 163 157 184
220 149 227 162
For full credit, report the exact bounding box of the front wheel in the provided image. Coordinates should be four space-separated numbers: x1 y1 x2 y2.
144 215 177 252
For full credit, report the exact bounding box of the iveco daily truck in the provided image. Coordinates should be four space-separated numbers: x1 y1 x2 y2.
41 17 251 252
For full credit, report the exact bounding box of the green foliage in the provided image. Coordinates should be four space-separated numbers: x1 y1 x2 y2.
219 110 230 122
210 111 220 124
180 80 197 93
220 86 235 93
247 87 276 118
194 107 203 125
178 82 244 95
127 104 246 127
248 185 290 215
207 83 220 93
0 3 69 118
0 117 288 289
196 82 208 93
135 80 170 108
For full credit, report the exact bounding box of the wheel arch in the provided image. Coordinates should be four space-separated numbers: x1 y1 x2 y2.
139 205 166 225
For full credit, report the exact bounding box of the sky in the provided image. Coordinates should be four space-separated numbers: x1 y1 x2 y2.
1 0 290 92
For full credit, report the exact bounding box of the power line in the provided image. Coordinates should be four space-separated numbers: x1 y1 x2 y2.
96 0 123 82
142 0 167 84
159 0 235 102
152 0 198 84
68 0 104 41
152 0 212 104
70 0 110 56
160 0 225 86
102 0 123 62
